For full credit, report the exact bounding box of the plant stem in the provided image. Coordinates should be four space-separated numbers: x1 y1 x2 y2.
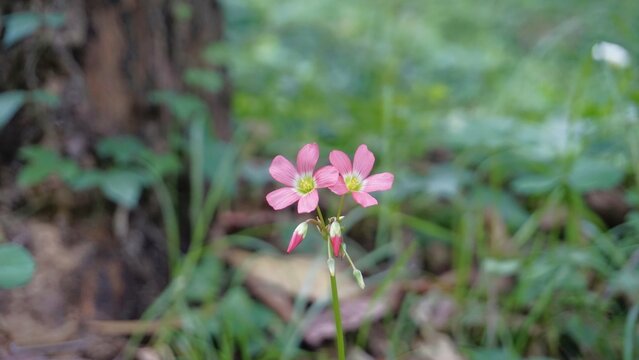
152 181 180 277
188 118 205 230
316 206 326 231
336 195 345 220
341 244 356 269
330 271 346 360
624 303 639 360
317 205 345 359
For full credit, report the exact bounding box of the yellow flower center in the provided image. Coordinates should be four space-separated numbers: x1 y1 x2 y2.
296 175 316 194
344 173 362 192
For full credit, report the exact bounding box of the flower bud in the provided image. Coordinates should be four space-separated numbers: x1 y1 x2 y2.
287 221 308 253
327 258 335 276
329 221 342 257
353 269 365 289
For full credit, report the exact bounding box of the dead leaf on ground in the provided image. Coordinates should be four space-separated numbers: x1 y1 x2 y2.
585 189 629 227
304 286 402 346
225 249 359 301
484 208 515 256
245 275 294 321
347 346 375 360
414 332 465 360
136 347 163 360
1 222 91 346
411 289 457 331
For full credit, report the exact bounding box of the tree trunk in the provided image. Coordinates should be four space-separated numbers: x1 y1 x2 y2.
1 0 230 158
0 1 230 352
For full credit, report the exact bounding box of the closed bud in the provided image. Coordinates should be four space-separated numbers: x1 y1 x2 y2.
329 221 341 237
353 269 365 289
287 221 308 253
329 221 342 257
327 258 335 276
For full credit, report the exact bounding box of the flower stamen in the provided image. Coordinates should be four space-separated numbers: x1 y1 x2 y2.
344 173 362 192
296 175 316 195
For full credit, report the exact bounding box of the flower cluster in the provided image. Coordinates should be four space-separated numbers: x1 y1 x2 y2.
266 143 394 288
266 143 394 214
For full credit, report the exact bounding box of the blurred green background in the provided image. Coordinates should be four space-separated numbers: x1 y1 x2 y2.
1 0 639 359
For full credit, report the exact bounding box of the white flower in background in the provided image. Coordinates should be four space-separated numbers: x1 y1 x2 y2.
591 41 631 68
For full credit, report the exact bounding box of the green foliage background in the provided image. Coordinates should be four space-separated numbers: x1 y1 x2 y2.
3 0 639 358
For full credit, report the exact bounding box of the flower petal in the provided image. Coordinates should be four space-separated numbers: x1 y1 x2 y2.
297 189 319 213
269 155 298 186
331 236 342 257
329 150 352 175
353 144 375 178
352 191 378 207
329 177 349 195
287 232 304 253
296 143 319 174
314 166 339 188
363 172 394 192
266 188 300 210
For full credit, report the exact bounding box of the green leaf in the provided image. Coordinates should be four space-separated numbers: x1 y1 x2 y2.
186 254 223 302
141 152 181 177
184 68 223 93
424 164 471 198
171 1 193 21
202 44 231 66
97 136 149 164
99 169 151 208
149 90 209 123
0 91 26 129
469 348 519 360
203 137 237 195
609 268 639 299
0 244 36 289
43 13 66 28
482 258 520 276
564 314 600 350
470 186 528 227
568 157 625 193
213 287 278 354
68 170 104 190
18 146 79 187
3 12 42 47
511 174 559 195
2 12 65 48
30 90 61 107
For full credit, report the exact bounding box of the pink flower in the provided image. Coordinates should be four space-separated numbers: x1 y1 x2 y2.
266 143 339 213
328 144 394 207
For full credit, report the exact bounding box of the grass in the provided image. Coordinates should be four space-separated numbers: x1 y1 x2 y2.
212 0 638 358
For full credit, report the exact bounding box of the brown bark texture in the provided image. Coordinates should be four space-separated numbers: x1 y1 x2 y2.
0 1 229 357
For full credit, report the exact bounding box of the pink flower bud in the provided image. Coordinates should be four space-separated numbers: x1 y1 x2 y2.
329 221 342 257
287 222 308 253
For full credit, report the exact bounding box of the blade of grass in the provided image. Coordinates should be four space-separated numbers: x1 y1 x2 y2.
624 303 639 360
356 241 417 347
189 118 206 229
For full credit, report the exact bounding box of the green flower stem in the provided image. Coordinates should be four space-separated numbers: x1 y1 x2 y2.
316 206 326 231
330 269 346 360
336 195 345 220
317 205 346 360
341 243 356 269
